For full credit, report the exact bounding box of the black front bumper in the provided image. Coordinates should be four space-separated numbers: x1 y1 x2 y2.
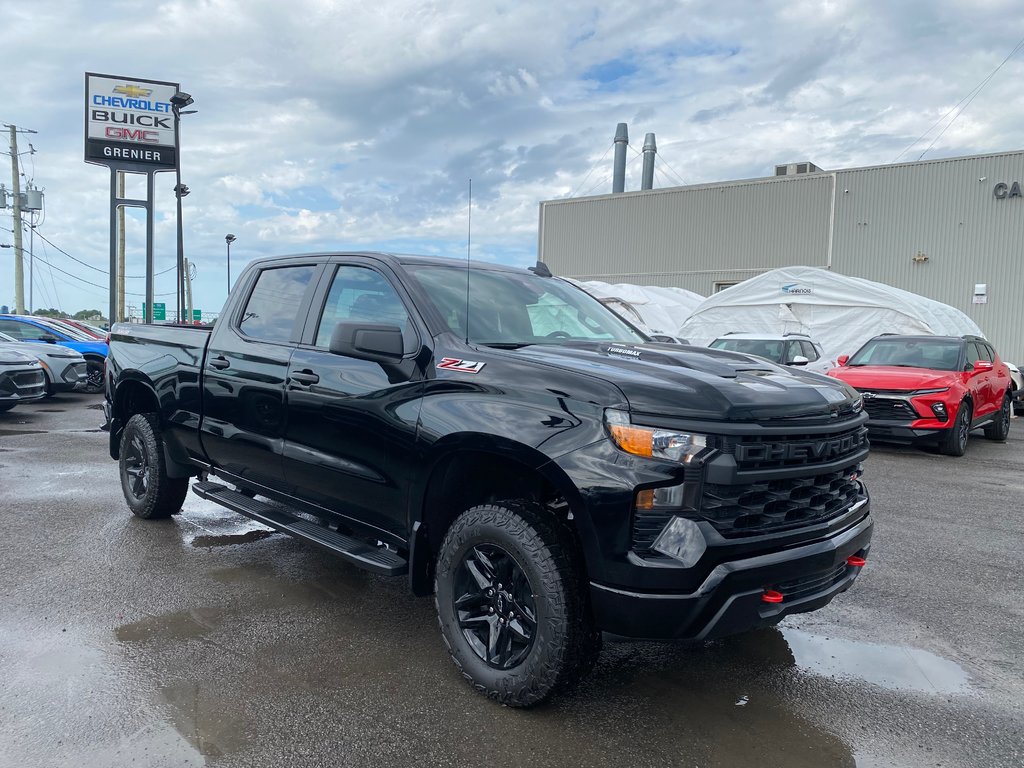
589 510 873 640
865 420 944 443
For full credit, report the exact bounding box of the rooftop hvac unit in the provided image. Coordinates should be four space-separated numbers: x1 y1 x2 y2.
774 161 824 177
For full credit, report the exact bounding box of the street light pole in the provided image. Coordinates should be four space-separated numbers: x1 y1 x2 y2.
225 234 236 296
170 91 195 323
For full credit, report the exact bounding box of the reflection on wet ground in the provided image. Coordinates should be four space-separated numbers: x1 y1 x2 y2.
0 428 44 437
781 627 971 695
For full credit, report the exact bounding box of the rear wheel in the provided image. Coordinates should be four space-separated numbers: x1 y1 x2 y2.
119 413 190 519
983 393 1011 441
939 400 971 456
434 501 599 707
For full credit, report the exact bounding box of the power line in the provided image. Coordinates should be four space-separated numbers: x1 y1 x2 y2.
30 227 175 278
568 141 615 198
893 35 1024 163
31 240 175 297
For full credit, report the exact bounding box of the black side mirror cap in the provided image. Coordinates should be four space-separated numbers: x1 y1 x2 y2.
329 322 405 363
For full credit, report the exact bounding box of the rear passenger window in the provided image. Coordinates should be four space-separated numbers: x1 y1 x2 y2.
238 265 316 343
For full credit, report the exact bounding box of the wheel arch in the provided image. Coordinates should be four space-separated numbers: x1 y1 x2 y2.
408 437 589 597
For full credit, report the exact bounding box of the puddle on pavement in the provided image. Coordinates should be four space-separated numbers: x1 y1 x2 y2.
35 408 66 412
0 428 45 437
192 529 277 547
161 680 251 757
780 627 971 695
116 607 225 642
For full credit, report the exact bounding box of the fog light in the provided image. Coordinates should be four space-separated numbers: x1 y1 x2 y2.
652 516 706 567
931 402 947 420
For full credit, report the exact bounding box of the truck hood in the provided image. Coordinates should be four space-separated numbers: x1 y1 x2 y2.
501 341 859 422
828 365 957 392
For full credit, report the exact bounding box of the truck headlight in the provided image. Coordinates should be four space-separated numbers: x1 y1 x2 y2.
605 409 709 463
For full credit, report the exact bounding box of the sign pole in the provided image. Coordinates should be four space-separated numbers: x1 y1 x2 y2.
146 171 155 324
109 167 119 324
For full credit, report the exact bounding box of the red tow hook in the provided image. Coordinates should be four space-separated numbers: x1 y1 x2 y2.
847 555 867 567
761 589 784 603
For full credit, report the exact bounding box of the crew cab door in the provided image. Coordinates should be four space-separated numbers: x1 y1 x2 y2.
200 261 322 490
282 260 427 538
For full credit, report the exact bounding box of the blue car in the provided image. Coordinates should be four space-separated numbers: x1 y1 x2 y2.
0 315 108 393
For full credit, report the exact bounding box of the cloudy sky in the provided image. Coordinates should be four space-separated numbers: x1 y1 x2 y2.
2 0 1023 319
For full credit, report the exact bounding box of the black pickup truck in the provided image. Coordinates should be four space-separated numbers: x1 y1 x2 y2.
105 251 873 706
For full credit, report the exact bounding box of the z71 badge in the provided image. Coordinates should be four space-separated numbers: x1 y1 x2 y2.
437 357 486 374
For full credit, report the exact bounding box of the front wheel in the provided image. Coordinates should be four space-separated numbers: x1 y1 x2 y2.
82 359 104 394
983 394 1011 441
119 413 190 519
434 501 599 707
938 400 971 456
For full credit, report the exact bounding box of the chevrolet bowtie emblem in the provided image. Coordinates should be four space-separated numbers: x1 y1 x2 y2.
113 84 153 98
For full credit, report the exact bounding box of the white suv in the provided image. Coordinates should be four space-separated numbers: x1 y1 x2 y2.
708 332 834 375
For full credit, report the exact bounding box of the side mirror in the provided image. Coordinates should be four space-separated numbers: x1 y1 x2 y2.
974 360 994 372
39 334 58 343
837 354 850 366
649 334 678 344
329 322 404 363
789 355 809 366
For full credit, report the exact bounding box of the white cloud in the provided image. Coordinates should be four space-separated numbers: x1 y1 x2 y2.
1 0 1022 315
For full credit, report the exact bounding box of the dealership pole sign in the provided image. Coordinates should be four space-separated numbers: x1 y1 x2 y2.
85 72 183 326
85 73 179 169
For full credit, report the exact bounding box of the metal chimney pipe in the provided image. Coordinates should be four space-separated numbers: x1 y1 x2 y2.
612 123 628 193
641 133 657 190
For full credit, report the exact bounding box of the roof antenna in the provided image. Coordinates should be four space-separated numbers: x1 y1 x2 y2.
464 178 471 344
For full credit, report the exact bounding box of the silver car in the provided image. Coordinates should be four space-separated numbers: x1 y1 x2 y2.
0 330 88 395
0 348 46 412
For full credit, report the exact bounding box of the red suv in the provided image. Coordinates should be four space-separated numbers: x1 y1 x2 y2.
828 335 1012 456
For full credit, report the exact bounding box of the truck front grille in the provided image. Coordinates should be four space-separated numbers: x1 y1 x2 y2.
719 425 868 470
701 464 863 538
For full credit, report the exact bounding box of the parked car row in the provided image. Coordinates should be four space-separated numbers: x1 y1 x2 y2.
703 328 1015 458
0 314 110 413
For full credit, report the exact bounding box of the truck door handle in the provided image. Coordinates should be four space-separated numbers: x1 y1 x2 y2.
290 370 320 386
209 356 230 370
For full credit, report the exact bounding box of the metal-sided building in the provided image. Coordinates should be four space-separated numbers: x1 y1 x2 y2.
538 149 1024 361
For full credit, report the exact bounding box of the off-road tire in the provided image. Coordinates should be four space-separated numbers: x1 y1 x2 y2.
983 393 1011 441
939 400 971 456
119 413 189 519
434 501 599 707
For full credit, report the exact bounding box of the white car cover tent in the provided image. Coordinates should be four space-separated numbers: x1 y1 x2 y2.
566 279 704 338
676 266 985 359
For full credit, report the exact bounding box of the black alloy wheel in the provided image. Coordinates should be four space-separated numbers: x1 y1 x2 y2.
452 543 537 670
434 501 600 707
122 431 150 501
984 394 1011 441
939 400 972 456
82 359 104 394
118 413 190 518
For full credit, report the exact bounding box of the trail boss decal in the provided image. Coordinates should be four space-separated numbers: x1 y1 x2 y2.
437 357 486 374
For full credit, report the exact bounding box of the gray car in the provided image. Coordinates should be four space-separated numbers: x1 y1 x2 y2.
0 348 46 412
0 330 88 395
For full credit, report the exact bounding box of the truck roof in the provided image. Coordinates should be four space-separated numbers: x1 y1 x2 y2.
244 251 534 275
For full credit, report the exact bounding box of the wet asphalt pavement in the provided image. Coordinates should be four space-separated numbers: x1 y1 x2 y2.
1 394 1022 768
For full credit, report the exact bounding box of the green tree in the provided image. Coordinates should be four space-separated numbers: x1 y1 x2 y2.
33 308 68 319
73 309 103 320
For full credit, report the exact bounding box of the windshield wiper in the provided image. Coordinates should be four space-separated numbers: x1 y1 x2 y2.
478 342 534 349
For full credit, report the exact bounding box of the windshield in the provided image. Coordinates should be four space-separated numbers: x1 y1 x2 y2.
848 338 962 371
710 338 785 362
405 265 647 346
35 319 91 341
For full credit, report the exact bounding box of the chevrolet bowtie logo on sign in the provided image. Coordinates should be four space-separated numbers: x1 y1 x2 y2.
113 84 153 99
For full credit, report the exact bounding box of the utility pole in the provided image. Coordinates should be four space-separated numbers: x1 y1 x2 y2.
8 125 24 313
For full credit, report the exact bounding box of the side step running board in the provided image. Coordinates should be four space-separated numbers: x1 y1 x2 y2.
192 480 407 576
